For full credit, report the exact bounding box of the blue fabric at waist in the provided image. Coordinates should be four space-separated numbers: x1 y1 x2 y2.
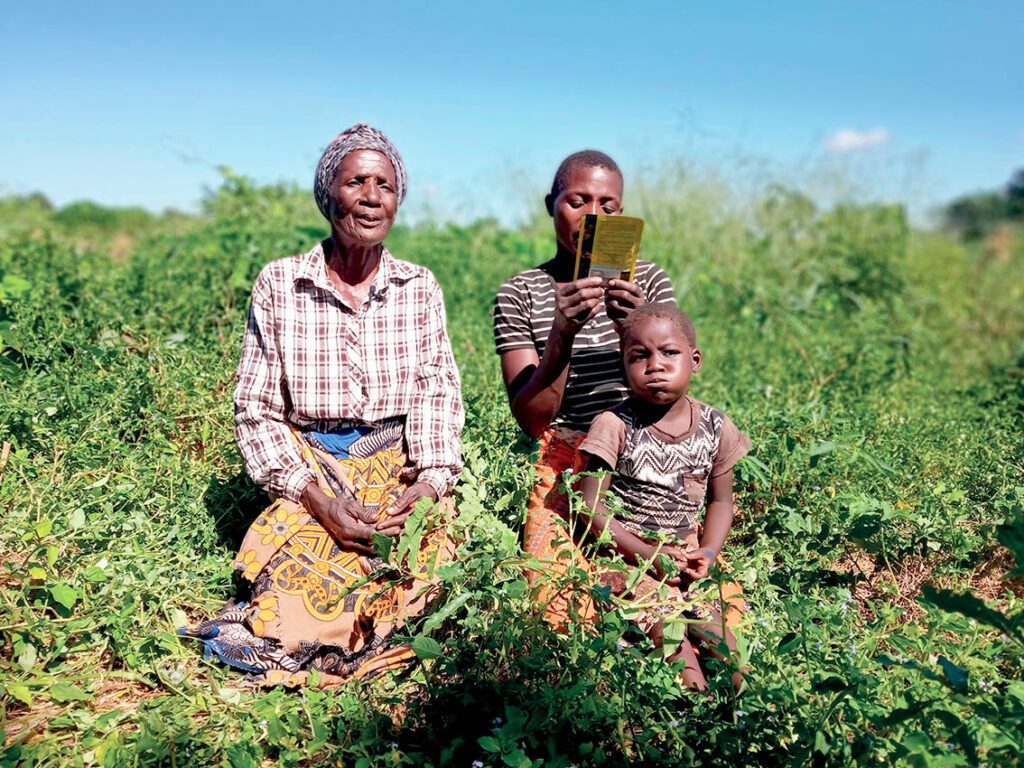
306 426 371 459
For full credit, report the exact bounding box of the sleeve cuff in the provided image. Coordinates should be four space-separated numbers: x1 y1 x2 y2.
711 435 751 477
578 440 618 470
417 468 451 499
279 466 318 504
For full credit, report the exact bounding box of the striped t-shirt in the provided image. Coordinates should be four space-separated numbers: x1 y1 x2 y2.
493 260 676 432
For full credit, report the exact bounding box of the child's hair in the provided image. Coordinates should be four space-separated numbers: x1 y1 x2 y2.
549 150 622 201
620 302 697 348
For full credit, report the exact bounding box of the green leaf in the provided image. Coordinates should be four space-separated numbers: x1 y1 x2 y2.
812 675 849 693
661 618 687 660
421 592 472 633
998 517 1024 576
17 644 36 672
219 688 242 706
410 636 443 660
478 736 501 753
434 562 465 581
50 681 91 703
225 742 258 768
937 655 968 693
83 566 108 583
590 583 612 604
920 584 1021 641
809 440 840 467
0 273 32 299
814 729 830 755
783 510 805 535
69 507 86 530
371 533 394 562
809 440 839 457
395 497 430 570
5 682 33 706
1006 681 1024 705
35 518 53 538
95 708 125 729
777 631 801 654
880 699 931 727
49 583 78 610
503 579 527 599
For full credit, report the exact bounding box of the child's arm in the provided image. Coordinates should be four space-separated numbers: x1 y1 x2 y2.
681 468 735 583
578 456 663 568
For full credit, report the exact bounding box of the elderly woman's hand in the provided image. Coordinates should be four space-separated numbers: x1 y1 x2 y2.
376 481 438 537
605 278 646 328
301 482 377 553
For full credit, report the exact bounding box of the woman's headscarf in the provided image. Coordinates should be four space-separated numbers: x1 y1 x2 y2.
314 123 407 220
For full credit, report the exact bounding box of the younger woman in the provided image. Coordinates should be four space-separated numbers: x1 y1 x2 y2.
493 150 675 624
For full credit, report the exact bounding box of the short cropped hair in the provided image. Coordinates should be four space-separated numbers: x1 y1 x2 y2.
549 150 623 202
620 302 697 349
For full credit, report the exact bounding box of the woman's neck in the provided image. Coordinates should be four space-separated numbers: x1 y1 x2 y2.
545 249 577 283
325 237 382 287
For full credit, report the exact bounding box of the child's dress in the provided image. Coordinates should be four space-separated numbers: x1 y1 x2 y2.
578 396 750 628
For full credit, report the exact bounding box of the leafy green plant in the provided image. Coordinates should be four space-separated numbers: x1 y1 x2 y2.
1 173 1021 766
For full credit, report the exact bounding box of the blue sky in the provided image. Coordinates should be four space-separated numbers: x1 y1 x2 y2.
2 1 1022 224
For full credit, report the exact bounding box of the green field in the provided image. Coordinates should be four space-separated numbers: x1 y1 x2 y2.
1 172 1022 766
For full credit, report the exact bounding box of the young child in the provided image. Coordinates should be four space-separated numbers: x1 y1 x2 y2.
577 302 750 690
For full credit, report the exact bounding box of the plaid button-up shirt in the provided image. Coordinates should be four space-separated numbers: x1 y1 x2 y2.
234 241 464 502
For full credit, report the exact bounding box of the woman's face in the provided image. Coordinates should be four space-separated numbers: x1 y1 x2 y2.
549 165 624 257
328 149 399 248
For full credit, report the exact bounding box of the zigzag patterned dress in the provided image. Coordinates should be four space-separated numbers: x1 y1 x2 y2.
578 397 750 629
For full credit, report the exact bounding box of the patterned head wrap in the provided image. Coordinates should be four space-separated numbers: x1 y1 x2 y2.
314 123 407 220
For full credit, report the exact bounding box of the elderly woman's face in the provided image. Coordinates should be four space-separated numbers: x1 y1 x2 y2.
328 149 399 248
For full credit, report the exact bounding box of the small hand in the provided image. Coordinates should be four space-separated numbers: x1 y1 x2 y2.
554 277 605 336
605 279 646 327
376 481 438 537
647 544 686 587
681 547 716 585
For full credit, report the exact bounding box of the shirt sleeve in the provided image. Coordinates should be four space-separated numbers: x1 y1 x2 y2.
406 276 465 498
493 277 535 354
712 413 751 477
233 269 316 502
641 263 676 305
578 411 627 470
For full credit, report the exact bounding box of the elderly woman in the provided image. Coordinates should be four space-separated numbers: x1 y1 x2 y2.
185 124 464 686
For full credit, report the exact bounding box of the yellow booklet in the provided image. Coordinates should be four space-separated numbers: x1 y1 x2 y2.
573 214 644 281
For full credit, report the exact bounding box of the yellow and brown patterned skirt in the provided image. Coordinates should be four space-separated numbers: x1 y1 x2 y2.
184 428 455 687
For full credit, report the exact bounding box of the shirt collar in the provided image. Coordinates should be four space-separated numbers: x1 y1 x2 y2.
294 239 419 293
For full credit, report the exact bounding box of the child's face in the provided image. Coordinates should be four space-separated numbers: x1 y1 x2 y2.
623 317 702 406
